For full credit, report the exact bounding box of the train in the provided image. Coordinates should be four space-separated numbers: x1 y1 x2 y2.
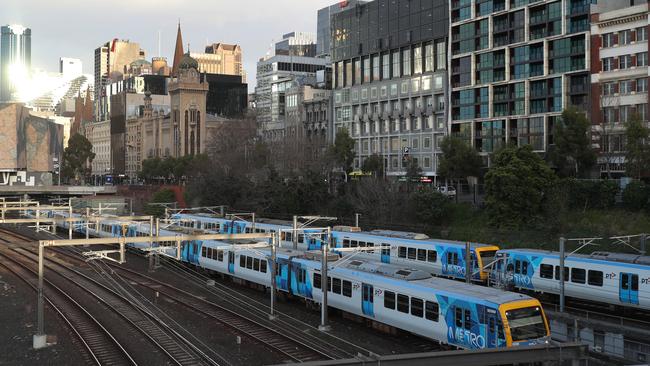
25 209 551 350
169 213 650 312
170 214 499 283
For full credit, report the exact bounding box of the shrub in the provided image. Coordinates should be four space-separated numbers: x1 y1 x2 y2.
410 188 450 224
566 179 618 210
622 182 650 211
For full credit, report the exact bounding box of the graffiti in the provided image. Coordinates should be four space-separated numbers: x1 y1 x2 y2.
443 264 466 277
513 273 532 287
448 326 486 349
0 171 36 186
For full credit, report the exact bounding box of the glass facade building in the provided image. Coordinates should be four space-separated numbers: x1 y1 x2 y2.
331 0 449 177
450 0 591 155
0 25 32 102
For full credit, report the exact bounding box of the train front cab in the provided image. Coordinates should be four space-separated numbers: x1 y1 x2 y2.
499 299 550 347
475 246 499 283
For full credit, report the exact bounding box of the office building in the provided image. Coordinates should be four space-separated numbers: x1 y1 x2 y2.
94 39 146 120
317 0 368 57
331 0 450 177
449 0 591 158
275 32 317 57
1 25 31 102
591 1 649 177
59 57 83 77
194 43 244 79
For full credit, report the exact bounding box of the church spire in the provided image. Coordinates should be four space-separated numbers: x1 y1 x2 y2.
172 21 184 76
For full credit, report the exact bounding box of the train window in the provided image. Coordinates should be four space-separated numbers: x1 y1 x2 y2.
333 278 342 294
284 232 291 242
588 270 603 286
218 251 224 262
327 277 332 291
464 310 472 330
253 258 260 271
515 260 521 274
427 250 437 263
351 240 358 248
555 266 569 281
342 280 352 297
397 294 409 313
260 260 267 273
299 269 306 283
408 247 416 260
571 268 586 284
246 256 253 270
343 239 350 248
384 291 396 309
240 256 245 267
522 261 528 274
632 275 639 291
202 247 207 257
382 244 390 256
359 241 367 247
313 273 321 289
453 252 459 265
417 249 427 261
489 318 495 334
540 264 554 279
455 308 463 327
299 234 304 244
398 247 407 258
410 298 424 317
622 273 629 289
425 301 439 321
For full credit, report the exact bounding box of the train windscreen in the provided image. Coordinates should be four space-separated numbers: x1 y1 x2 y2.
505 306 547 342
480 250 497 269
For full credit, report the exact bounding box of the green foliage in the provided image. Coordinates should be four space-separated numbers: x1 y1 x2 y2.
144 189 176 217
62 134 95 183
622 181 650 211
140 154 208 182
550 108 596 177
328 128 355 173
362 154 384 177
565 179 618 210
438 136 482 181
410 188 450 224
625 114 650 179
485 145 556 227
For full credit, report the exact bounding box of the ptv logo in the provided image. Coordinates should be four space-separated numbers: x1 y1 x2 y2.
642 277 650 285
605 272 617 280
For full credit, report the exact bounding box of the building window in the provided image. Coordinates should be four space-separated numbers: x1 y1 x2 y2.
402 48 411 76
602 82 616 96
620 30 632 45
392 50 400 79
637 78 648 93
354 59 361 85
620 80 633 95
363 57 371 84
620 55 632 69
603 107 617 124
637 104 647 121
602 33 614 48
424 42 434 72
602 57 614 72
637 52 648 67
436 40 446 70
372 54 380 82
620 105 631 123
413 45 422 74
345 60 352 87
382 53 390 80
637 27 648 42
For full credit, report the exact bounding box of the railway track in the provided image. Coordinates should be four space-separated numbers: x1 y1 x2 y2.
43 247 341 363
0 228 220 366
0 250 137 366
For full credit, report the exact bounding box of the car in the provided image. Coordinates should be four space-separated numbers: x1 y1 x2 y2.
437 186 457 198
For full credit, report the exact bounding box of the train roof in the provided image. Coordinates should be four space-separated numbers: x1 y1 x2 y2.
333 230 496 249
500 248 650 267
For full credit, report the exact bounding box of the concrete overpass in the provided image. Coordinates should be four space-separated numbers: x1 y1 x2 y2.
0 185 117 196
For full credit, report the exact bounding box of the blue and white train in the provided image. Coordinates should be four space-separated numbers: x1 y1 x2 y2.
27 209 551 350
169 214 500 283
492 249 650 311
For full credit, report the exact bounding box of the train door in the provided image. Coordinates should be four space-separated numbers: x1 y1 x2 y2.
381 244 390 263
620 273 639 305
227 251 235 273
486 309 498 348
361 283 374 317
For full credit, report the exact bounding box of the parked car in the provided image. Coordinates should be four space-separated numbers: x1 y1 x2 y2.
437 186 457 198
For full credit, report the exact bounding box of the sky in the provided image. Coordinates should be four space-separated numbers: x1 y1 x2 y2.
2 0 339 91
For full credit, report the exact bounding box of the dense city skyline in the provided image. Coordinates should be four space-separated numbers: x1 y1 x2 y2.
2 0 337 90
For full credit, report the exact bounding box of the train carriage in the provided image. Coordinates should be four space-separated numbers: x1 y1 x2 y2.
493 249 650 311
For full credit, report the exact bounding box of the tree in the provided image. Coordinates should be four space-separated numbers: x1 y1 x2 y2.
144 189 177 217
328 128 355 173
410 188 450 224
622 181 649 211
550 108 596 177
625 114 650 179
438 136 482 183
405 158 422 192
362 154 384 177
62 133 95 184
485 145 557 227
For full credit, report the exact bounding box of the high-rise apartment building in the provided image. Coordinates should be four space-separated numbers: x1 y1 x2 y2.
94 39 146 120
590 1 649 177
449 0 591 157
0 25 31 102
331 0 450 177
